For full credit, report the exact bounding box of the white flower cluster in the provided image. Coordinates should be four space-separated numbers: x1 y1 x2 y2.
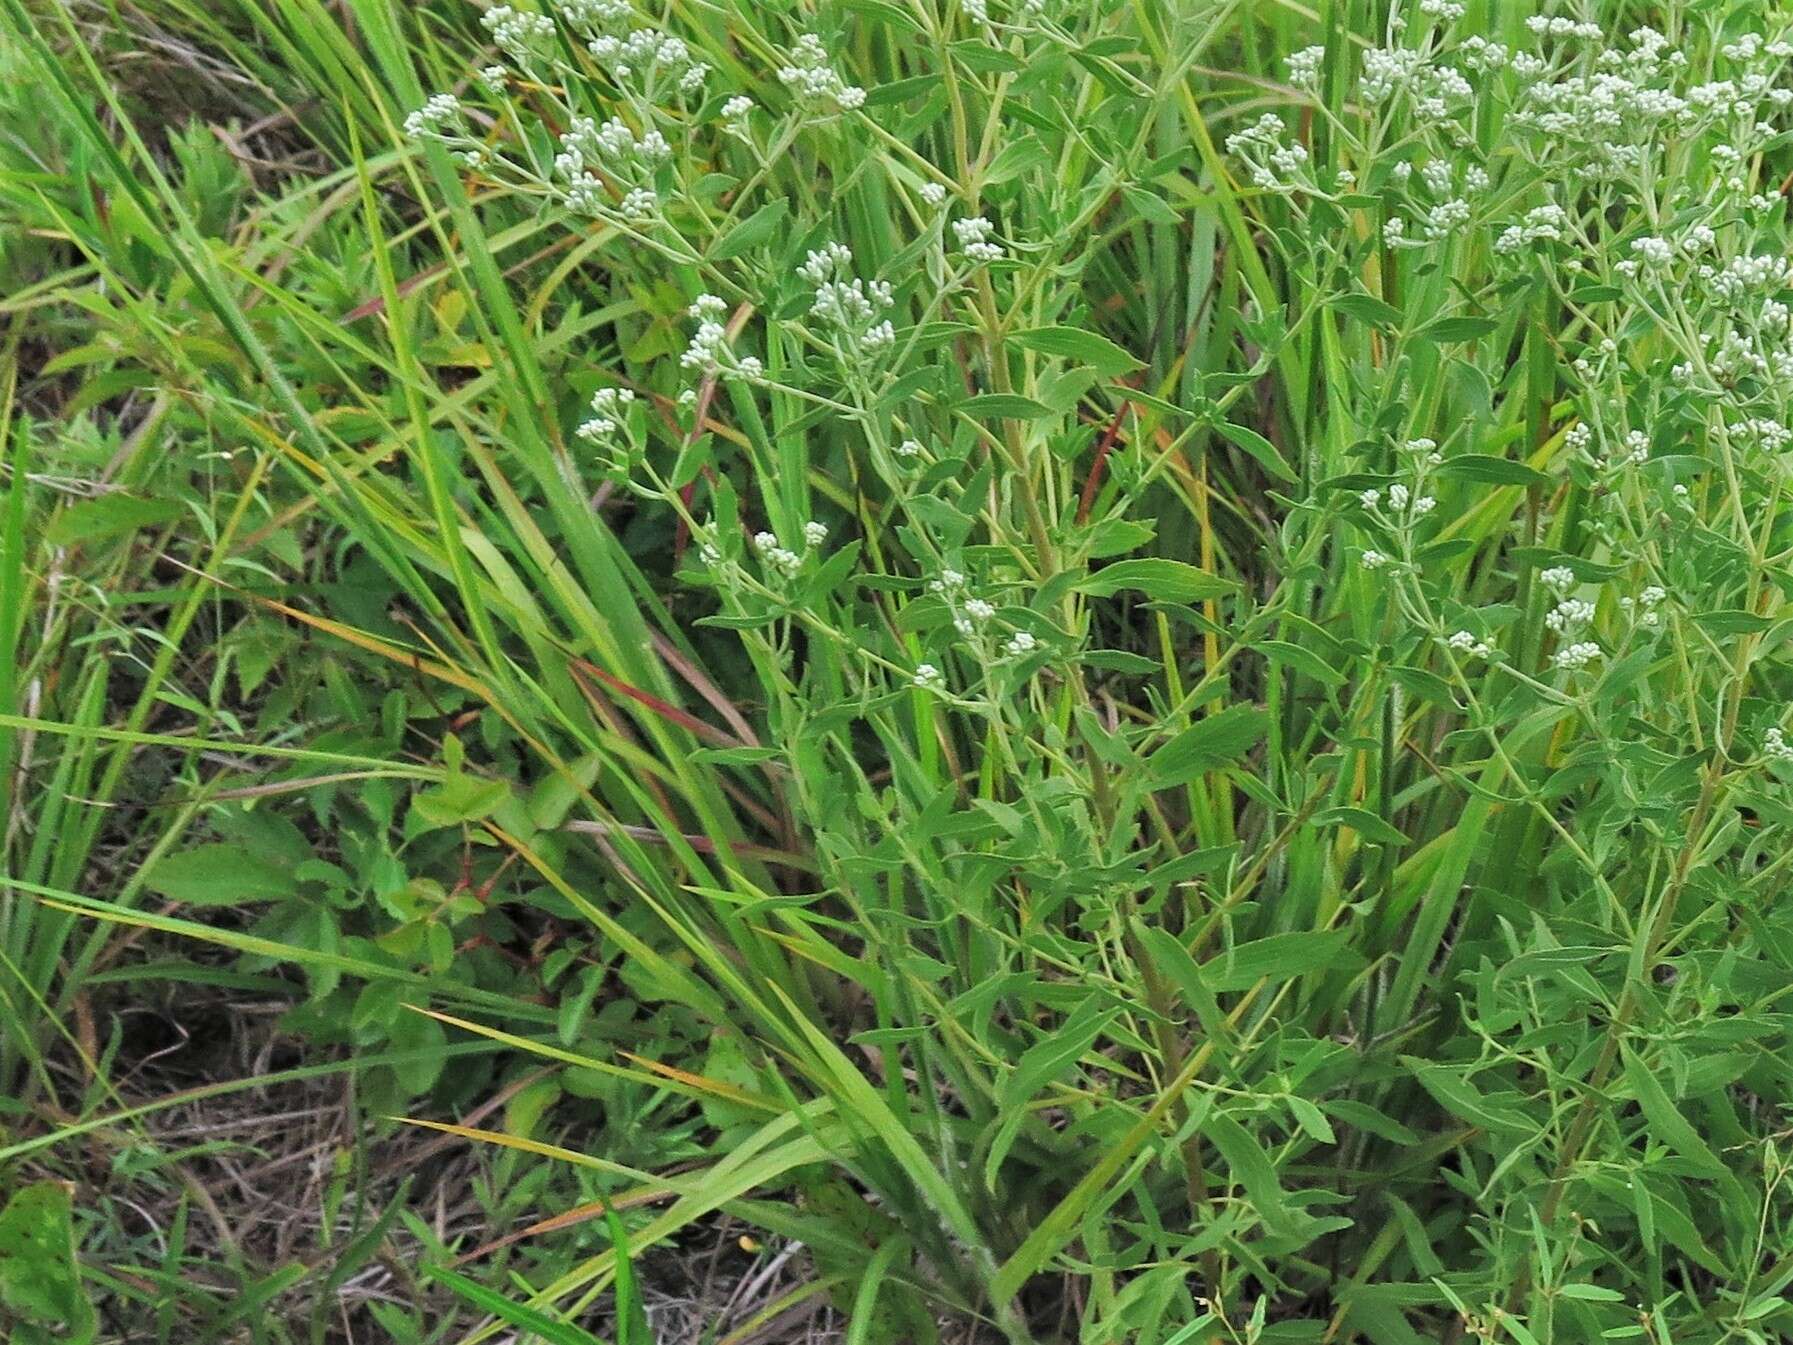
556 115 669 221
799 243 896 352
403 93 462 141
1619 585 1666 629
1224 114 1309 194
575 386 635 445
482 5 555 62
1243 16 1793 689
680 294 761 379
696 526 722 567
1729 417 1793 454
559 115 670 176
1545 597 1596 634
721 95 753 136
560 0 632 26
927 568 1037 658
1359 46 1424 103
402 7 751 237
1706 253 1793 305
1623 235 1675 272
1723 33 1790 62
681 294 728 372
1494 203 1571 254
1418 160 1487 197
1539 567 1603 671
778 34 866 112
752 523 826 578
588 27 709 94
914 663 946 692
1699 269 1793 385
1287 44 1325 89
1446 629 1493 659
1346 443 1441 593
1423 197 1471 241
952 216 1003 264
1765 726 1793 762
1553 641 1603 672
1355 44 1471 119
930 568 981 637
1359 482 1437 518
1502 26 1793 185
1459 36 1509 73
1384 148 1488 247
753 533 800 575
963 0 1048 32
1570 421 1651 476
1524 15 1604 41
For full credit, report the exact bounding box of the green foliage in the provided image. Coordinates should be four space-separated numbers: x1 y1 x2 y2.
0 1182 96 1345
6 0 1793 1343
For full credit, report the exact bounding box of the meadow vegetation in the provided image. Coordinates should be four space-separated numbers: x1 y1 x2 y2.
5 0 1793 1341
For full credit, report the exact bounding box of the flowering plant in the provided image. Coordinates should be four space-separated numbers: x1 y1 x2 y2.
382 0 1793 1336
27 0 1793 1338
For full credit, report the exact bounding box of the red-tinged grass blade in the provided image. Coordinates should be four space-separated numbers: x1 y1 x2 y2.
453 1193 678 1268
570 658 745 749
413 1006 785 1114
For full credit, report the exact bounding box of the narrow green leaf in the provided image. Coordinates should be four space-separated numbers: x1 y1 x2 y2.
1256 639 1346 688
1205 1113 1293 1231
1202 929 1352 992
1288 1096 1337 1144
1621 1046 1726 1177
1328 292 1403 330
1149 705 1267 785
1012 325 1142 375
959 392 1053 419
1404 1059 1531 1134
1002 996 1117 1110
1312 806 1409 847
1558 1284 1625 1302
424 1266 605 1345
711 199 789 260
1692 610 1773 635
1418 315 1498 342
1078 558 1235 603
1435 456 1550 488
1213 419 1298 482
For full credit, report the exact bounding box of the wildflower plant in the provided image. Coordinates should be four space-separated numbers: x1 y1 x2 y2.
387 1 1793 1339
12 0 1793 1340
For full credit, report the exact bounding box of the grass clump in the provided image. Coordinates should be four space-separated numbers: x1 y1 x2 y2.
6 0 1793 1342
